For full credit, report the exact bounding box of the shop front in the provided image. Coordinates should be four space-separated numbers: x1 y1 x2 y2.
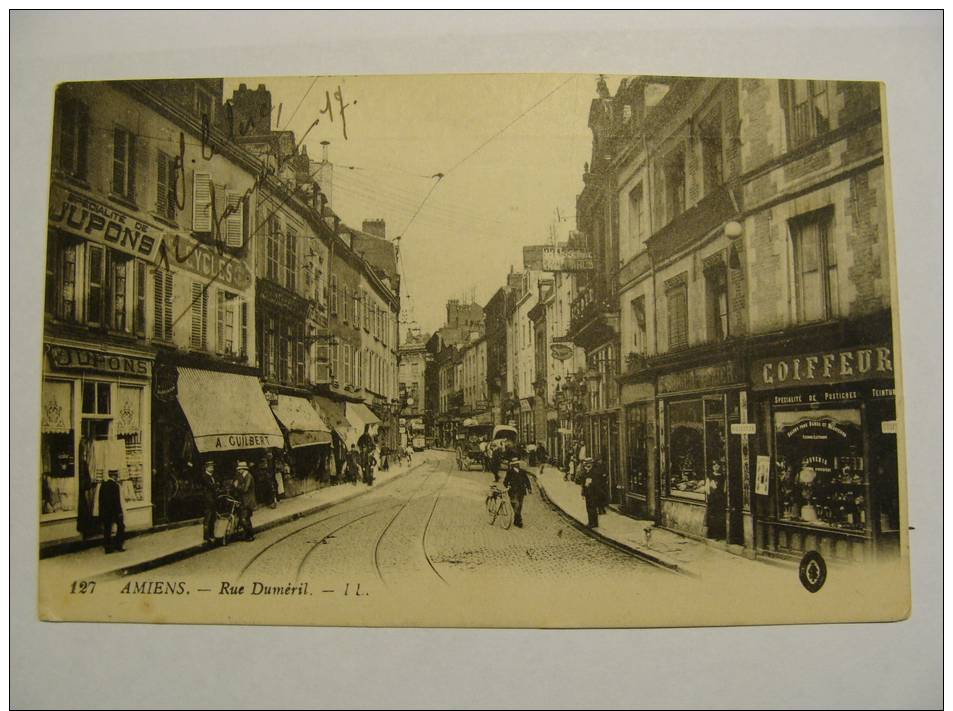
656 360 747 546
346 401 382 447
620 381 656 519
587 410 622 506
269 394 333 496
152 363 285 523
312 394 356 480
751 344 900 563
40 341 153 545
518 398 535 445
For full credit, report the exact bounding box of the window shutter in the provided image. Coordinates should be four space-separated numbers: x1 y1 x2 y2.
191 281 207 349
127 134 137 199
156 152 169 217
225 192 243 248
77 103 89 179
240 300 248 357
192 172 212 232
216 290 225 353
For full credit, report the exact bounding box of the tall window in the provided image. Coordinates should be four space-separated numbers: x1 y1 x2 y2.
156 150 177 221
666 279 689 351
266 217 281 281
631 295 646 353
153 267 174 341
329 274 338 316
112 127 136 201
285 227 297 291
662 147 686 224
45 239 78 322
699 107 724 196
792 210 838 323
628 183 644 247
57 97 88 179
782 79 831 148
215 290 246 356
86 244 105 327
263 316 277 380
342 284 350 322
706 264 729 342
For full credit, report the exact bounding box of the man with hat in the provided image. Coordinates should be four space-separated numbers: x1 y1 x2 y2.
503 458 532 528
233 461 256 542
580 457 602 529
200 459 219 545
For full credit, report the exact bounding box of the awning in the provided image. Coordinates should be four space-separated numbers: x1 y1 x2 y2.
313 396 357 448
271 395 332 448
176 367 284 453
346 402 381 436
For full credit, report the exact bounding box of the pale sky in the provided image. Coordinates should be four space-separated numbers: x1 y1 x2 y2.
225 74 616 334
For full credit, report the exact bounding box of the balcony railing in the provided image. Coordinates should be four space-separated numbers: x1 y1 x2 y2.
570 285 613 331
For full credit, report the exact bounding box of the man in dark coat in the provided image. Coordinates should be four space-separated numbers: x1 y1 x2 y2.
99 470 125 553
346 444 361 485
503 458 532 528
200 460 218 545
233 461 256 541
580 458 601 529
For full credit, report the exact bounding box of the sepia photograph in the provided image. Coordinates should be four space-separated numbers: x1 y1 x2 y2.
11 9 942 710
36 71 910 628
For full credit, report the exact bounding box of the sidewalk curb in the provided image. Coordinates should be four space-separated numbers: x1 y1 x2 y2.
91 461 426 581
528 468 694 577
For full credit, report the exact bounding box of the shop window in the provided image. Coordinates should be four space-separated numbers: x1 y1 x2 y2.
156 150 178 222
45 238 78 322
792 210 838 323
781 79 831 148
774 408 866 531
699 107 724 196
189 281 208 350
666 281 689 351
666 396 727 510
706 263 729 342
153 267 174 341
41 380 76 515
625 403 652 497
57 97 89 180
112 126 137 202
285 227 297 291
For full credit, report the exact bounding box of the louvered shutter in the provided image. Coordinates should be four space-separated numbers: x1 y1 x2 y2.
192 172 212 232
225 192 243 248
156 152 169 218
191 281 207 349
240 300 248 358
153 268 164 340
215 289 225 353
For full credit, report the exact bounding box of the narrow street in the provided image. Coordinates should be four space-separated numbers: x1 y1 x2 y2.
114 450 664 595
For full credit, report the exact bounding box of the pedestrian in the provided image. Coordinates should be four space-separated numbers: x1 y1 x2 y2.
536 442 548 477
592 458 609 514
488 443 502 483
503 458 532 528
363 447 377 486
580 458 601 529
233 461 256 542
99 469 126 553
566 454 576 482
200 460 218 545
346 444 361 485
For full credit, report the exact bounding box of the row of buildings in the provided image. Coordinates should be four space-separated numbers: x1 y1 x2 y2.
41 79 401 545
423 75 900 565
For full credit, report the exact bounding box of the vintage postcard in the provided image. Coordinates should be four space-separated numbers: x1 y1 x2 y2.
37 73 910 627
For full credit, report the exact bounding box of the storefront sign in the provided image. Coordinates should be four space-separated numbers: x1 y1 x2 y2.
769 383 892 407
257 275 309 313
752 346 894 390
550 343 574 361
46 344 152 378
658 362 741 394
755 456 770 495
730 423 756 436
49 183 162 262
523 244 594 272
162 234 252 291
201 433 285 451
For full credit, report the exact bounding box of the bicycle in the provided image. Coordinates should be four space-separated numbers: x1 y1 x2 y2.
485 484 513 530
215 494 241 546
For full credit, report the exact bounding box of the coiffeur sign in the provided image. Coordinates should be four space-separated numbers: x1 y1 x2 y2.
752 345 894 390
48 183 162 262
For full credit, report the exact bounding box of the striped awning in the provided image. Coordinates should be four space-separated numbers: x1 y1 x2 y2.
271 395 332 448
313 396 357 448
346 402 381 435
176 367 284 453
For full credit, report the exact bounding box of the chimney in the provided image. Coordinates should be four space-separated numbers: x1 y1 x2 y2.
362 219 386 239
315 140 333 208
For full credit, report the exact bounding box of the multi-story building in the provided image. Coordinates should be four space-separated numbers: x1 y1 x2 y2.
506 270 541 445
460 334 489 423
605 75 897 563
42 79 289 542
483 286 511 426
398 327 429 446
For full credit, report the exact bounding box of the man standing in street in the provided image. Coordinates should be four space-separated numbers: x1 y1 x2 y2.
99 469 125 553
503 458 532 529
581 458 602 529
233 461 256 542
200 460 218 545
